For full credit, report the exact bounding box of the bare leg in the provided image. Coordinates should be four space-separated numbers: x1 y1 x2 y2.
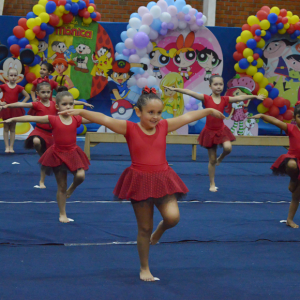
208 146 218 192
3 123 9 152
66 169 85 198
33 136 44 156
132 200 155 282
53 168 70 223
216 141 232 166
8 122 16 152
287 184 300 228
150 195 180 245
286 159 299 193
39 166 47 189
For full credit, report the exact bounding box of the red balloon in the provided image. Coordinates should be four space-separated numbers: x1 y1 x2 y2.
32 26 41 35
276 16 282 24
89 3 96 9
24 66 30 76
236 42 247 53
277 115 284 121
254 36 261 42
62 12 74 24
289 107 295 112
36 30 46 39
279 9 287 17
269 105 280 117
284 99 291 109
58 0 66 5
250 24 261 35
49 0 59 4
25 72 36 83
253 83 260 95
13 26 25 39
253 53 260 60
257 10 268 21
83 11 90 19
49 14 60 27
233 51 243 61
261 6 271 13
268 83 274 88
93 12 101 21
25 45 32 50
78 8 86 17
18 18 28 30
263 98 273 108
273 97 285 107
283 109 293 120
287 24 295 34
242 24 251 31
10 44 20 57
295 22 300 31
264 112 270 116
282 17 288 24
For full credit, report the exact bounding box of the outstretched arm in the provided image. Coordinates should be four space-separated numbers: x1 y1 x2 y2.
2 102 33 109
21 90 30 103
0 115 49 124
81 118 92 124
74 100 94 109
163 86 205 101
59 109 127 135
229 94 265 103
249 114 287 131
167 108 224 132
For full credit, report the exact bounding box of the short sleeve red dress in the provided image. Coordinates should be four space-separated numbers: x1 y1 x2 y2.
38 115 90 172
113 120 189 201
0 84 25 120
198 95 236 148
24 101 57 153
271 123 300 178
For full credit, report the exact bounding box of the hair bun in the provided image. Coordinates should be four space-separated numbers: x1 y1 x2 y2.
142 86 157 94
296 101 300 106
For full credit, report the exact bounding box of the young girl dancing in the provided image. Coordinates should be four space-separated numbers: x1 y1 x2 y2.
252 106 300 228
1 91 90 223
58 87 224 281
164 74 265 192
0 68 30 153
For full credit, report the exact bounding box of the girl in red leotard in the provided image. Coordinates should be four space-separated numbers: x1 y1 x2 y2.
1 91 91 223
58 86 224 282
164 75 265 192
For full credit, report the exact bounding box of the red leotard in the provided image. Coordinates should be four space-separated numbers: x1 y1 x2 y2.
32 77 58 100
0 84 25 120
271 123 300 179
198 94 235 148
38 115 90 172
113 120 189 201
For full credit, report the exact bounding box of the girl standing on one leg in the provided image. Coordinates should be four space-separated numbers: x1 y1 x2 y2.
58 87 225 281
164 75 265 192
1 91 91 223
0 68 30 153
251 106 300 228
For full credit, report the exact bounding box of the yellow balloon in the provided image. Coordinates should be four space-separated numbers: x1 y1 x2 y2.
33 4 45 16
284 23 290 29
54 7 64 17
25 29 35 41
16 122 31 135
241 30 253 43
25 83 33 94
39 0 48 6
257 39 265 49
270 7 280 15
256 58 264 68
72 0 79 2
261 30 266 36
69 88 80 99
260 20 270 30
236 36 242 43
247 56 254 63
291 15 300 24
30 38 39 47
26 18 36 29
278 28 287 35
287 11 293 17
0 119 3 128
259 77 269 88
30 64 41 77
287 16 291 24
243 48 254 58
83 17 92 24
88 6 95 13
64 8 70 14
30 44 38 55
257 103 269 114
39 12 50 23
246 66 257 76
247 15 260 26
35 17 42 26
253 72 264 82
234 63 245 73
258 88 268 98
58 5 65 12
79 124 87 136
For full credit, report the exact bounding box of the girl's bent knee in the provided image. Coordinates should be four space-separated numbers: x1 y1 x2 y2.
164 215 180 228
287 159 298 170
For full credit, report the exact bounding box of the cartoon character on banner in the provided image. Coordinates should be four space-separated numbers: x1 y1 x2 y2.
173 32 196 80
149 43 176 80
107 60 147 105
48 41 76 61
160 72 184 119
72 44 91 73
52 58 76 89
38 41 48 64
244 113 259 136
225 75 256 136
91 47 113 78
97 100 134 133
196 48 222 81
286 55 300 82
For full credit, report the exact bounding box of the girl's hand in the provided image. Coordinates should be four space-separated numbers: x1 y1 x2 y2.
248 114 262 119
0 102 6 106
210 109 225 119
85 103 94 109
0 118 14 123
256 94 266 101
163 85 176 92
58 109 82 116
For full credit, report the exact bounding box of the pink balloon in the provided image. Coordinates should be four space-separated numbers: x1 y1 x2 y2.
157 0 168 12
138 6 149 17
142 13 153 25
137 77 148 88
149 29 158 40
167 5 177 17
171 17 179 29
147 42 154 52
142 72 149 78
125 38 134 49
188 16 196 24
129 54 140 63
189 8 196 16
177 12 185 20
135 74 142 80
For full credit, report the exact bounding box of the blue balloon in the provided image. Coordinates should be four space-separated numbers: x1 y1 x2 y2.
65 3 71 11
78 0 86 9
127 24 131 30
263 31 272 41
258 67 265 75
277 23 284 30
116 54 129 62
89 0 94 3
26 12 36 19
77 124 84 135
18 76 27 87
90 12 96 19
7 35 19 47
66 0 72 3
147 1 156 10
174 0 186 12
239 58 250 69
121 31 128 42
165 0 175 5
269 25 278 34
70 3 79 14
290 33 297 39
252 60 257 66
150 19 162 32
46 25 55 35
45 1 57 14
28 55 41 67
265 84 273 92
269 88 279 99
255 29 261 36
130 13 141 20
253 48 263 57
295 30 300 37
279 105 287 114
18 38 29 48
115 42 125 53
182 5 190 14
246 39 257 49
268 13 278 24
40 23 47 31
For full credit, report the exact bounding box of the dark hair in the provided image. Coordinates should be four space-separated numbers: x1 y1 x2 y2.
36 82 51 91
286 54 300 63
41 62 54 74
136 92 163 111
55 91 73 105
209 74 223 85
107 69 134 78
57 86 68 93
294 103 300 117
196 48 222 66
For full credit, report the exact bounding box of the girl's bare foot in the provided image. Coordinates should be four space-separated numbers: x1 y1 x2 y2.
286 219 299 228
216 157 221 166
9 148 15 153
66 184 75 198
5 148 9 153
289 179 298 193
39 182 46 189
150 222 164 245
59 215 72 223
140 268 155 282
209 184 218 192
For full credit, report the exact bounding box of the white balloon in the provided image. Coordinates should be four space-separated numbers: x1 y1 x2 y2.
127 28 137 38
160 12 171 23
129 17 142 29
171 17 179 29
147 69 154 76
149 29 159 40
146 42 154 52
150 5 162 19
140 57 150 65
137 77 147 88
129 54 140 63
178 21 187 29
127 77 136 87
190 24 199 31
202 15 207 24
139 24 150 35
136 48 147 57
147 76 157 87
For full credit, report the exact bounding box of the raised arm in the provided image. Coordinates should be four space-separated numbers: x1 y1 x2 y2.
2 102 33 109
250 114 287 131
74 100 94 109
21 90 30 103
163 86 205 101
0 115 49 124
59 109 127 135
229 94 265 103
31 85 37 102
167 108 224 132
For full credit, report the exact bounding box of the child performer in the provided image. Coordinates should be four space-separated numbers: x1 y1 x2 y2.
164 74 266 192
0 91 91 223
251 106 300 228
58 86 224 282
0 68 30 153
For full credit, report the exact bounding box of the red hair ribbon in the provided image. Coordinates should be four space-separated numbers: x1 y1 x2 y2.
142 86 157 94
212 73 219 76
296 101 300 106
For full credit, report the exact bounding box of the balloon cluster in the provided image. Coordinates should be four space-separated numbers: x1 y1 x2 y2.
185 97 199 111
233 5 297 122
115 0 206 93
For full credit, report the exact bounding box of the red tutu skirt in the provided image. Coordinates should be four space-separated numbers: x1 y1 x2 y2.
25 127 53 154
0 107 25 120
113 165 189 201
271 154 300 179
198 125 236 148
39 144 90 173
